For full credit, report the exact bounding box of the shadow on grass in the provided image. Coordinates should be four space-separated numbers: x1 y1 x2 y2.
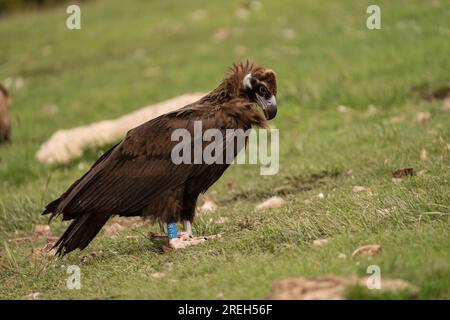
222 169 342 203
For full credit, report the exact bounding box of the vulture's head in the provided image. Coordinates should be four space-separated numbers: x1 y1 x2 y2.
241 67 277 120
221 61 278 121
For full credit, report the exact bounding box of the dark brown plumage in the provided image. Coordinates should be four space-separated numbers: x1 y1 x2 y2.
0 84 12 145
44 61 278 255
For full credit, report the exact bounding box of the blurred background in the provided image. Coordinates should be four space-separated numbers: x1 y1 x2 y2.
0 0 449 299
0 0 448 181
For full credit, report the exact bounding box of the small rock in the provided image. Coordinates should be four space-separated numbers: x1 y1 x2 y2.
267 276 418 300
312 239 329 246
440 97 450 111
352 244 382 258
32 225 53 238
198 194 218 214
151 272 166 279
415 112 431 122
420 148 427 161
14 78 25 90
22 292 41 300
256 196 285 210
337 105 347 113
352 186 369 193
104 222 125 238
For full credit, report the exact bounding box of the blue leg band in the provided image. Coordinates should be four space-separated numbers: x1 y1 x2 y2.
167 222 178 240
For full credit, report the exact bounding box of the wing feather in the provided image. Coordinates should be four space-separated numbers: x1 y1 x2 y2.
52 102 241 218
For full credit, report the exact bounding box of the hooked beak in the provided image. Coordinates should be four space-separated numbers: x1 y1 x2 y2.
256 94 277 120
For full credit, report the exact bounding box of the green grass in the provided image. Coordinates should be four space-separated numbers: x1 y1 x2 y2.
0 0 449 299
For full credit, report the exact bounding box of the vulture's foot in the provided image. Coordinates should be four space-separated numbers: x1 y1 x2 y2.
169 233 208 250
166 221 220 250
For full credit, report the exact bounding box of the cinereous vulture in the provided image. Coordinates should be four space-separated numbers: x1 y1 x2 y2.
44 61 278 255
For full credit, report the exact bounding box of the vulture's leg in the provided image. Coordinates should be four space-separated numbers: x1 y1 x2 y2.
182 220 210 241
183 220 193 236
167 192 212 249
167 222 178 241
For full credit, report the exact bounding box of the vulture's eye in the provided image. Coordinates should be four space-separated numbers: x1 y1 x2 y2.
258 85 268 96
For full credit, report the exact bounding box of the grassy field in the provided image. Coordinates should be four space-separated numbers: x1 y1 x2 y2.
0 0 449 299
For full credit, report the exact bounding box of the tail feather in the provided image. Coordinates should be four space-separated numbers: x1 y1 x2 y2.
44 143 121 256
54 214 111 256
43 198 62 221
42 144 118 219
